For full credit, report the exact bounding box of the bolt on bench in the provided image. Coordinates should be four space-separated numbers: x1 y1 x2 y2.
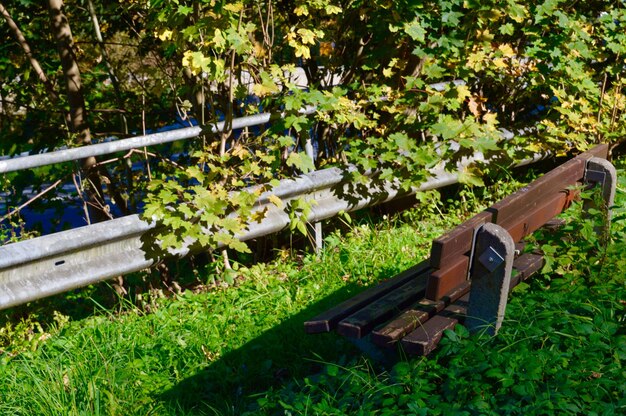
305 144 616 356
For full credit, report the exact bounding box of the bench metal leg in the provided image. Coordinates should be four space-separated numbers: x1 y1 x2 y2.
466 223 515 336
583 157 617 240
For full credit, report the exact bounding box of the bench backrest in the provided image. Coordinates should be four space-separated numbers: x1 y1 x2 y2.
426 144 609 300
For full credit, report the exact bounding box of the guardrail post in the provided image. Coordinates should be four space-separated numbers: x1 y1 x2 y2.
466 223 515 336
583 157 616 241
307 221 323 254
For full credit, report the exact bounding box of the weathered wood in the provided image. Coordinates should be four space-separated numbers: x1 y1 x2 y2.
509 253 544 289
502 189 579 242
336 275 429 338
304 260 431 333
488 144 608 227
429 211 492 269
488 158 585 227
371 282 469 347
400 294 469 356
425 255 469 301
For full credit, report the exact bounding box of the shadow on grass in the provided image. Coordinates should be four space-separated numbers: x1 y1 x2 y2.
157 282 387 415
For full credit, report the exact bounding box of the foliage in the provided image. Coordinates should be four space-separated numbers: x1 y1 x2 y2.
1 164 625 415
4 0 626 252
138 0 626 253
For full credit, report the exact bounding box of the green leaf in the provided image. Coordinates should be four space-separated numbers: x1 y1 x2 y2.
286 152 315 173
404 19 426 43
457 167 485 186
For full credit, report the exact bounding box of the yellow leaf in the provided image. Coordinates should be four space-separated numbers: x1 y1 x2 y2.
383 67 395 77
476 29 494 42
498 43 515 57
467 50 486 71
493 58 508 68
294 44 311 59
297 28 316 45
182 50 194 68
294 5 309 16
231 144 248 158
325 5 342 14
156 29 173 41
224 2 244 13
482 112 498 127
268 194 284 209
456 85 471 101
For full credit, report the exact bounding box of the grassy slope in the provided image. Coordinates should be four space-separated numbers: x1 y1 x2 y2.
0 165 625 415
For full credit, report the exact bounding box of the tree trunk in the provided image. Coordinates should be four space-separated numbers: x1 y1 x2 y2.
48 0 108 222
0 2 60 103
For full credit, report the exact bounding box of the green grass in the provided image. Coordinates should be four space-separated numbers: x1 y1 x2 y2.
0 163 625 415
0 202 459 415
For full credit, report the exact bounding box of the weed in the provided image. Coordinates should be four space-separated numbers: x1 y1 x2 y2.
0 163 624 415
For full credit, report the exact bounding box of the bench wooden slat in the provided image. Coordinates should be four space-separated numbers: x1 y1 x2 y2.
502 189 578 242
304 260 431 333
371 282 470 347
488 143 608 227
487 158 583 226
400 294 469 355
336 274 429 338
425 255 469 300
429 211 492 269
509 253 544 289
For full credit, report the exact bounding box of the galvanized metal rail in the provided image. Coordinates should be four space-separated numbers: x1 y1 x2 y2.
0 150 547 310
0 107 317 174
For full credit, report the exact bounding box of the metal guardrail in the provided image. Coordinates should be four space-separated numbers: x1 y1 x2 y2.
0 80 467 174
0 77 541 310
0 153 545 310
0 106 317 174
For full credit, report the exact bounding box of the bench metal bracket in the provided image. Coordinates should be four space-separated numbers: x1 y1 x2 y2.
466 223 515 336
583 157 617 240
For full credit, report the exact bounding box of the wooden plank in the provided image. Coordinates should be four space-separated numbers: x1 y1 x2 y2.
580 143 609 160
509 253 544 290
425 255 469 300
488 144 607 227
502 189 578 242
488 158 585 226
542 218 566 232
304 259 431 333
400 294 469 356
371 282 470 347
336 275 429 338
429 211 492 269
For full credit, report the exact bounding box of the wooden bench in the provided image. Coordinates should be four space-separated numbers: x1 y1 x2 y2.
305 144 615 356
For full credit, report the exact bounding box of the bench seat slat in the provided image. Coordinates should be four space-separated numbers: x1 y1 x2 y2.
371 282 470 347
336 273 429 338
400 294 469 356
304 260 431 334
509 253 544 289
